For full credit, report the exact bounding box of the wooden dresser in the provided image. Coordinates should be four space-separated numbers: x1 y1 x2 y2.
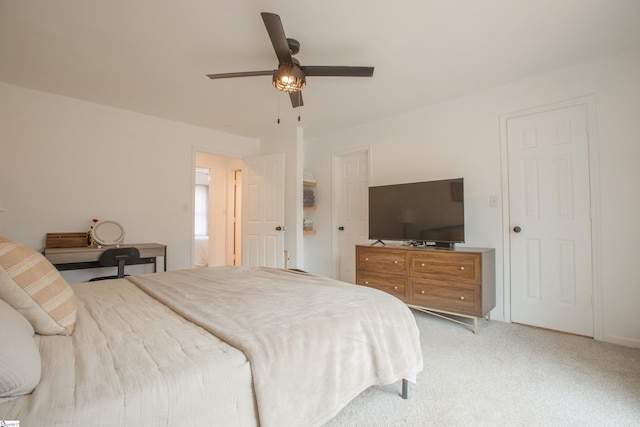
355 244 495 333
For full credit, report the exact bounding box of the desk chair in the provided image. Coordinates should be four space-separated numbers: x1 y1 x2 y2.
90 247 140 281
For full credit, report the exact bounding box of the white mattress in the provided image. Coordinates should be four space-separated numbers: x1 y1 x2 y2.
0 279 258 427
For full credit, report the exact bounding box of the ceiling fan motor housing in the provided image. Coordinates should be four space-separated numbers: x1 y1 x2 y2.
287 38 300 55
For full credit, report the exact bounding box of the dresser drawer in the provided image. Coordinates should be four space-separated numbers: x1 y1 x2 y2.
356 271 408 302
409 251 481 284
357 247 408 275
410 279 481 316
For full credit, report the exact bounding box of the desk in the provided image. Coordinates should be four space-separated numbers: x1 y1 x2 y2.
44 243 167 272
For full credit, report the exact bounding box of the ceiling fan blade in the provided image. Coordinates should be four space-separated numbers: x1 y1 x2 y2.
261 12 293 65
301 66 374 77
289 91 303 108
206 70 274 79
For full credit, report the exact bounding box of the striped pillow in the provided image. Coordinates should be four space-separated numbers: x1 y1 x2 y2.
0 237 76 335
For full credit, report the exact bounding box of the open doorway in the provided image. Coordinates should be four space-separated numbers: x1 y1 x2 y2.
194 152 243 267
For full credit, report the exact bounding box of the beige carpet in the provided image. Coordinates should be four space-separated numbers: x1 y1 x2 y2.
323 309 640 426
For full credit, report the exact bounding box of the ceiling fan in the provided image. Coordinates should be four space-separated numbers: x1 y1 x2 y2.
206 12 374 108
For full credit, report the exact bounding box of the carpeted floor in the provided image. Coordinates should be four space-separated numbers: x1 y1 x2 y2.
323 309 640 426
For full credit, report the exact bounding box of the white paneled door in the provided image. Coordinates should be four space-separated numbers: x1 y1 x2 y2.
507 104 593 336
242 154 285 268
334 150 368 283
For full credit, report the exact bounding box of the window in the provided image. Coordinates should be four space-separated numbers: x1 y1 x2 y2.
194 168 210 237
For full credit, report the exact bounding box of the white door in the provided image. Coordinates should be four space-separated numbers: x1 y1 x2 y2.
242 153 285 268
334 150 368 283
507 104 593 336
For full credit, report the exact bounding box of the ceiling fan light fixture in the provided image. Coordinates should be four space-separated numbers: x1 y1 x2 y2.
206 13 373 108
273 64 306 92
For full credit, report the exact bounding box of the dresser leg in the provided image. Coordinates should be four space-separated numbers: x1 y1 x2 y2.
401 379 408 399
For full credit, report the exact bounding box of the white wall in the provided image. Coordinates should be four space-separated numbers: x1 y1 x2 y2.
304 48 640 348
0 82 260 282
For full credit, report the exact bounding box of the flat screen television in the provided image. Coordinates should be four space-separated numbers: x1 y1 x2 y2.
368 178 464 248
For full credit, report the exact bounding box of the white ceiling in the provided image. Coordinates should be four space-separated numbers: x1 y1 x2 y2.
1 0 639 140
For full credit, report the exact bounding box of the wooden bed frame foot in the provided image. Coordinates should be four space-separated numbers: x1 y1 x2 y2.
401 379 408 399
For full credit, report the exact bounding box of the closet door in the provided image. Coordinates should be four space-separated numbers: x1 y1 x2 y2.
242 153 285 268
507 103 593 337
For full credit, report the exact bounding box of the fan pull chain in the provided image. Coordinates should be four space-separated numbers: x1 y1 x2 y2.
276 91 281 124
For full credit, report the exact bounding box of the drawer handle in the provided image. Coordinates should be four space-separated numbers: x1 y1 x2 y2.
364 281 369 285
420 262 425 267
393 260 398 264
460 296 465 300
365 257 369 261
393 286 398 290
460 266 465 270
420 290 425 294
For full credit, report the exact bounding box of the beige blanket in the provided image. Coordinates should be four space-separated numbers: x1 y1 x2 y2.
128 266 423 427
0 279 257 427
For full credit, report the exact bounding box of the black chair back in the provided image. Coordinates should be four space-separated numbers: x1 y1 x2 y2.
90 247 140 280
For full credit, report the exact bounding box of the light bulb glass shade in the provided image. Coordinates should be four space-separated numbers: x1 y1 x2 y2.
273 64 306 93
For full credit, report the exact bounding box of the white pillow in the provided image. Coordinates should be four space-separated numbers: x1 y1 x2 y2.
0 297 42 401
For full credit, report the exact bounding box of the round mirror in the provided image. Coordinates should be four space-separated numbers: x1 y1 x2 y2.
92 221 125 246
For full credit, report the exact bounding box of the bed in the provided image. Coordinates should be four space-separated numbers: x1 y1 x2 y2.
0 237 423 427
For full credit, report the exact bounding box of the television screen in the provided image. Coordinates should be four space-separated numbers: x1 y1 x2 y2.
368 178 464 245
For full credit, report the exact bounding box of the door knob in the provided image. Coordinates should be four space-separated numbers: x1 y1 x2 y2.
275 226 286 231
513 226 522 233
338 226 345 231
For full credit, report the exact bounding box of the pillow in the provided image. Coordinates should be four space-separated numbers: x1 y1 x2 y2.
0 237 77 335
0 297 42 401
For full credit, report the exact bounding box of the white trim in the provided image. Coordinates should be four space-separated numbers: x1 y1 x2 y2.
498 117 511 324
498 95 603 341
